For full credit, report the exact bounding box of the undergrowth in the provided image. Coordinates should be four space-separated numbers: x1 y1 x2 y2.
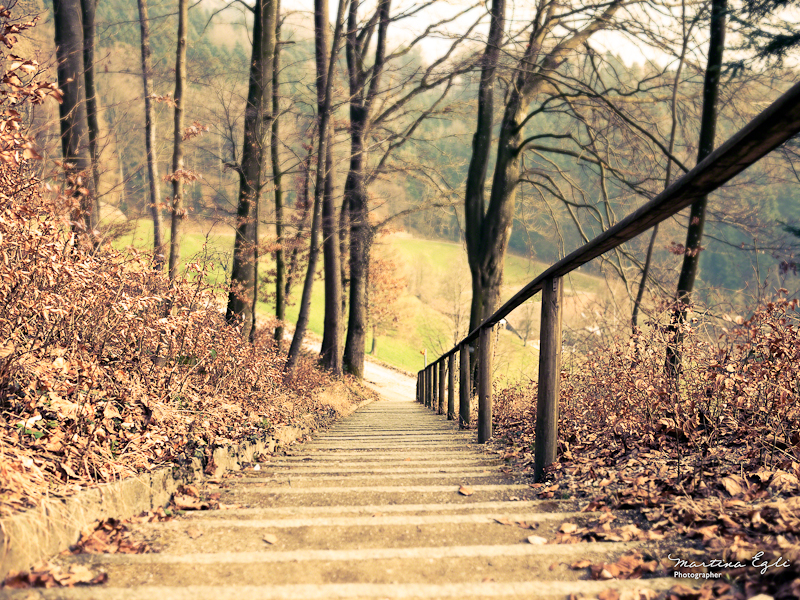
0 10 365 518
492 300 800 598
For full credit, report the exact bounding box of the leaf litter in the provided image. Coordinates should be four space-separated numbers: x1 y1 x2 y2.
489 297 800 599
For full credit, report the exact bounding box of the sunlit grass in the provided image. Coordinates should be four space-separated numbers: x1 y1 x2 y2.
113 220 599 381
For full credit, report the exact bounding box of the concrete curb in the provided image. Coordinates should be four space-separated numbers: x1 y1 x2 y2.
0 389 378 579
0 435 275 579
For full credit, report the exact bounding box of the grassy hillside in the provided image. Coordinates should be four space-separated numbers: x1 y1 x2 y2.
113 221 607 381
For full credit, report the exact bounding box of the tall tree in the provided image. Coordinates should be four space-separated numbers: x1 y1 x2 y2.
667 0 727 375
317 0 343 374
80 0 101 224
465 0 626 334
168 0 188 282
52 0 96 231
137 0 165 267
463 0 505 333
342 0 391 378
226 0 278 339
284 0 348 377
271 1 286 344
340 0 477 377
632 0 694 332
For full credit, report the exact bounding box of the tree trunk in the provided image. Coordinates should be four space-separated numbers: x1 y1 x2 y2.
465 0 623 335
53 0 96 232
80 0 101 225
667 0 727 376
285 147 313 300
339 194 349 316
343 169 370 377
342 0 391 378
320 134 343 372
464 0 505 333
226 0 277 338
285 0 347 378
316 0 343 374
633 0 690 332
137 0 165 268
272 3 285 344
168 0 188 282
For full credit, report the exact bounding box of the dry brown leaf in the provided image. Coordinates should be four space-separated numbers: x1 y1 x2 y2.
172 494 210 510
186 526 203 539
570 560 592 569
458 485 474 496
721 475 746 496
559 522 578 534
263 533 278 545
55 565 107 587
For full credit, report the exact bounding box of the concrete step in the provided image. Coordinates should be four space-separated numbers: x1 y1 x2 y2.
1 578 682 600
20 396 690 600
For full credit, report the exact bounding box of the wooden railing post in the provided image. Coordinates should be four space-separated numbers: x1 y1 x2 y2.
459 344 470 429
428 366 433 409
416 373 420 403
447 353 455 420
432 364 438 411
438 360 446 415
535 276 563 481
424 367 431 408
478 326 493 443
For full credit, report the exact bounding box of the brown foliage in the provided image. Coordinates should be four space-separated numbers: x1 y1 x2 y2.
0 10 362 518
492 299 800 597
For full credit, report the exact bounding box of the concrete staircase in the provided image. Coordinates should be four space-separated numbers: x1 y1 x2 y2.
13 395 685 599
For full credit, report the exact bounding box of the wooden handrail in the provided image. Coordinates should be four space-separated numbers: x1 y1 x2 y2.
417 79 800 477
433 79 800 358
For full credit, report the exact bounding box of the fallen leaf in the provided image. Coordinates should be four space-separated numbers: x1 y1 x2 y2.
56 565 107 586
458 485 474 496
559 522 578 534
186 526 203 539
172 494 210 510
526 535 548 545
721 475 746 496
570 560 592 569
263 533 278 545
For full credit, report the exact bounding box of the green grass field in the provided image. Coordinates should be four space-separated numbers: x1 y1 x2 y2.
113 220 603 380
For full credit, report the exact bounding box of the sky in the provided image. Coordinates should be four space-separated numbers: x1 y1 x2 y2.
202 0 683 68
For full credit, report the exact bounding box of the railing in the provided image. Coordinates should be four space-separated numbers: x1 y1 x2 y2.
416 79 800 481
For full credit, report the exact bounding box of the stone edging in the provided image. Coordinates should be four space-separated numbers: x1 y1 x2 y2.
0 393 375 579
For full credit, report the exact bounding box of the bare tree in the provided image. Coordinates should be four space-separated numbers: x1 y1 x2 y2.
226 0 278 339
284 0 348 377
465 0 631 335
667 0 727 376
342 0 480 377
632 0 695 331
137 0 165 267
271 1 286 343
52 0 96 232
168 0 188 282
80 0 101 224
317 0 343 374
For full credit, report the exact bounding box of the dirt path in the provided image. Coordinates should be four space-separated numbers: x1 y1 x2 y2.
362 357 417 403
